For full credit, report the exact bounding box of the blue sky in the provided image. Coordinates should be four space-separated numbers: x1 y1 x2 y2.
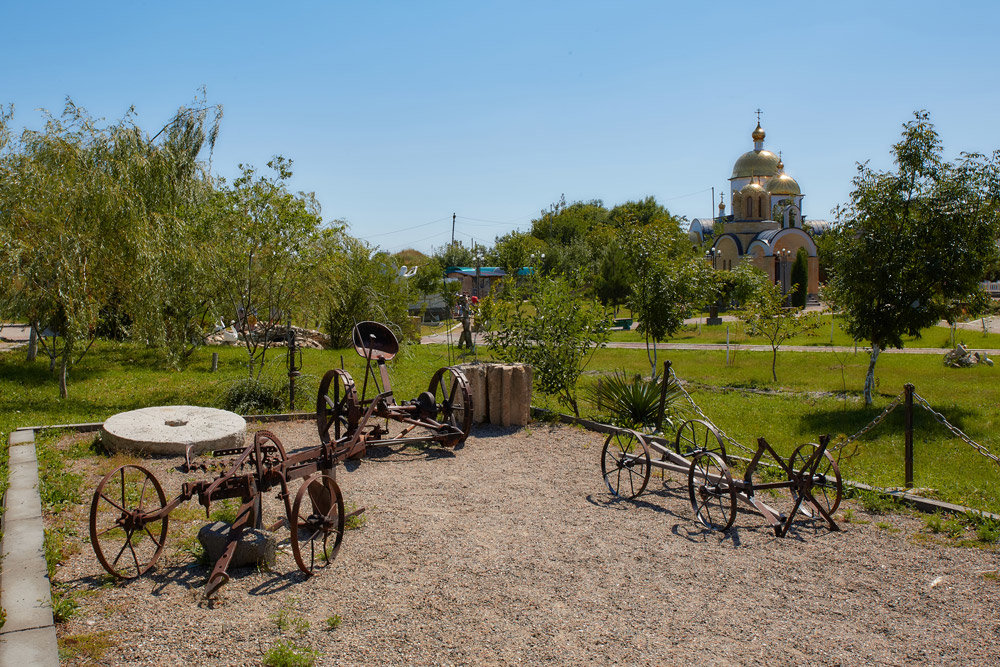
3 1 999 254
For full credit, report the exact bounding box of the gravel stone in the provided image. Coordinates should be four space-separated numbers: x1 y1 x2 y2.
51 422 1000 665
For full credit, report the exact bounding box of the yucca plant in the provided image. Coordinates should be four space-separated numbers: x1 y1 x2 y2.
587 369 685 433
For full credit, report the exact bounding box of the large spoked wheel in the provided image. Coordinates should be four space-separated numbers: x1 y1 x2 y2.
688 452 737 531
788 443 843 517
89 465 169 579
601 430 651 500
290 471 345 575
428 366 473 447
317 369 360 444
674 419 727 462
252 430 289 531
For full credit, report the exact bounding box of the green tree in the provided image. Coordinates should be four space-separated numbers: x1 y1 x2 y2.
737 268 819 381
0 98 220 394
481 276 609 417
790 248 809 308
306 231 416 348
826 111 1000 405
622 220 714 376
594 246 632 315
209 157 323 379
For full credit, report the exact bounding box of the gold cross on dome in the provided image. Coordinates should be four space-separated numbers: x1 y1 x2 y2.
755 108 762 124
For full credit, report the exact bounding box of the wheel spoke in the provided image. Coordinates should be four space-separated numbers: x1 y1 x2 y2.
112 533 132 567
99 493 128 513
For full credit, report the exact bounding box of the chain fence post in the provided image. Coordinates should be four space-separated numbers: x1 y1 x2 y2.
905 383 914 489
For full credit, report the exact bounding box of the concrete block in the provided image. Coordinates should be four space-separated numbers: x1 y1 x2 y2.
0 626 60 666
457 364 488 424
487 364 505 425
197 522 277 569
8 430 34 445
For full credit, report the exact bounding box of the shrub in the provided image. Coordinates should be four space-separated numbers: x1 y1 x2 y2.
222 376 285 414
587 369 684 432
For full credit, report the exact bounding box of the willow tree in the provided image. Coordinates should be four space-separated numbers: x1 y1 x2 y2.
826 111 1000 405
0 98 222 394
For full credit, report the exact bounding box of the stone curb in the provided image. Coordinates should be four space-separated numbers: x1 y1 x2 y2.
0 429 59 666
530 407 1000 521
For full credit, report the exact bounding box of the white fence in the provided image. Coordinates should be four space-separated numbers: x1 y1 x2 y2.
984 281 1000 297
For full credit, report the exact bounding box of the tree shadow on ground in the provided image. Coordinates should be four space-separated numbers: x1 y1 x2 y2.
798 403 979 441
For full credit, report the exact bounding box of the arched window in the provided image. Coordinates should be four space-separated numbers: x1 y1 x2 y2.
748 198 753 217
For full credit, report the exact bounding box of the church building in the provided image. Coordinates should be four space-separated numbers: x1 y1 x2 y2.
688 118 819 298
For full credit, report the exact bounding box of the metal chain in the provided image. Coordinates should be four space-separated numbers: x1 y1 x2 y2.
913 392 1000 467
667 367 755 455
835 393 904 449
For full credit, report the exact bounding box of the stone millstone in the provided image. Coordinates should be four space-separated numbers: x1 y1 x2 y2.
101 405 246 456
197 521 277 569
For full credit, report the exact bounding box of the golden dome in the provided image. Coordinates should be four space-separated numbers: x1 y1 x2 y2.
766 173 801 196
751 123 765 142
731 149 780 179
741 182 766 195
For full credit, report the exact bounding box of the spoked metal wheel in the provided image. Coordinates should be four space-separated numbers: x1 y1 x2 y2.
688 452 737 531
428 366 473 447
251 430 289 531
600 430 651 500
674 419 727 461
788 443 843 517
317 369 360 444
290 471 345 575
89 465 169 578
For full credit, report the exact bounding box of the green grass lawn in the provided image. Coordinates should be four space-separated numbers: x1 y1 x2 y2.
607 315 1000 349
2 339 998 514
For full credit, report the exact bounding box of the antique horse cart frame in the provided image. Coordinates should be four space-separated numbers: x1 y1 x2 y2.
89 322 473 596
601 420 843 536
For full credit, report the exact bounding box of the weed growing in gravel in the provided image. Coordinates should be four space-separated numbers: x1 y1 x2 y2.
875 521 899 533
209 498 240 524
847 488 900 515
262 640 317 667
942 518 965 539
966 513 1000 544
345 503 367 531
271 597 310 636
324 614 342 631
59 631 115 663
925 514 943 533
841 508 855 523
51 584 80 622
983 571 999 581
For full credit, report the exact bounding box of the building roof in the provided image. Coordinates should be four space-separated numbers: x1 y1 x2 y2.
731 149 780 179
766 172 801 196
444 267 534 277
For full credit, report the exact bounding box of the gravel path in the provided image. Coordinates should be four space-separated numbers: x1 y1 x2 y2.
53 422 1000 665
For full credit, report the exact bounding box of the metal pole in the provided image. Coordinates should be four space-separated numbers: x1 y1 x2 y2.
904 383 914 489
656 360 671 432
211 352 219 372
451 212 456 246
726 326 730 365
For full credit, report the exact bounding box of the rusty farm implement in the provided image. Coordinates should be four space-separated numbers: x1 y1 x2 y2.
601 419 843 536
89 321 472 596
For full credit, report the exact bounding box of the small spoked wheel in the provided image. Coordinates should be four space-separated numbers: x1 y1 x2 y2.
674 419 727 461
428 366 473 447
600 430 651 500
89 465 169 579
251 430 289 531
317 369 360 444
688 452 737 531
290 471 345 575
788 443 843 518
